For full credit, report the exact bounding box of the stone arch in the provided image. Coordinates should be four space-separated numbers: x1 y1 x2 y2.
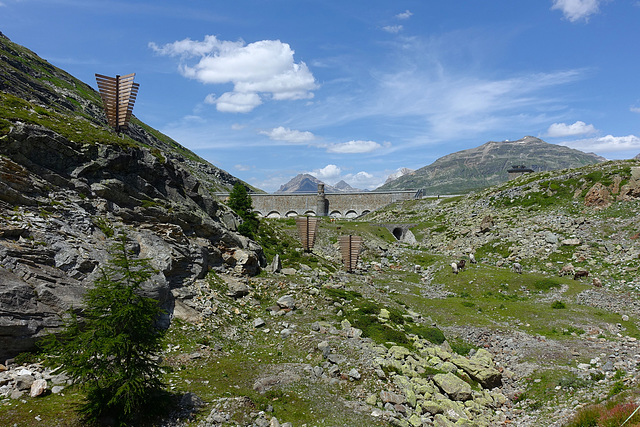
285 211 298 217
345 210 358 218
329 210 342 218
361 210 371 216
304 210 316 216
266 211 281 218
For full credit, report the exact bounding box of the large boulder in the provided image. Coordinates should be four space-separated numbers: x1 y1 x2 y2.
450 349 502 389
432 373 472 401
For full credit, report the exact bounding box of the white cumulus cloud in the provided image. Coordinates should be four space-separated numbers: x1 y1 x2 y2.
551 0 602 22
396 10 413 19
310 164 342 181
343 171 386 190
546 121 597 137
150 35 317 112
325 140 389 154
260 126 317 143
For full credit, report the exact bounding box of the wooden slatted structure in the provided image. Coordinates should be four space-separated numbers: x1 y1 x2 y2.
295 217 320 252
95 73 140 132
339 235 363 273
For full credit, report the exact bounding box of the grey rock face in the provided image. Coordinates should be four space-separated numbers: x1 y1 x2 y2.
0 123 266 359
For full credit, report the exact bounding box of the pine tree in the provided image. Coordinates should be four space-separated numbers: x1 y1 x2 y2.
44 234 167 425
227 182 259 239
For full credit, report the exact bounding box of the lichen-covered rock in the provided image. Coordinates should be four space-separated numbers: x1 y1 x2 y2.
450 349 502 389
432 373 472 401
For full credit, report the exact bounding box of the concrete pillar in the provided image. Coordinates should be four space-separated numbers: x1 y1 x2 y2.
316 184 328 216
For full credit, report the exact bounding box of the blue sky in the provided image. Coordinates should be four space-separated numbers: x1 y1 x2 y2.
1 0 639 192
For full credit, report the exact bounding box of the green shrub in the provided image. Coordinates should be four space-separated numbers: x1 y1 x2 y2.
227 183 259 239
93 216 114 238
564 404 601 427
42 235 168 425
533 278 561 291
362 322 409 347
406 325 445 344
449 338 479 356
551 300 566 309
354 300 379 315
325 288 362 301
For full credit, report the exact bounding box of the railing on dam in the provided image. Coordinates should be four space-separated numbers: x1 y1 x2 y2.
214 189 423 219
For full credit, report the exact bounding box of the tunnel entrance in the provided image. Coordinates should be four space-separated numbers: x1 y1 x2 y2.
392 227 403 240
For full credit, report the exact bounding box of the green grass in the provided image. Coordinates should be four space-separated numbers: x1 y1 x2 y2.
0 388 85 426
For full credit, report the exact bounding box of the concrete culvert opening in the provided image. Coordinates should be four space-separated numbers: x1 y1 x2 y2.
392 227 403 240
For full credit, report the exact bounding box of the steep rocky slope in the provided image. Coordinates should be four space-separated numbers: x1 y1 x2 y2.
378 136 605 194
0 33 266 359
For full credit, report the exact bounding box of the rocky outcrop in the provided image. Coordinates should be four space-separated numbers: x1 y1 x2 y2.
584 182 612 208
0 123 265 360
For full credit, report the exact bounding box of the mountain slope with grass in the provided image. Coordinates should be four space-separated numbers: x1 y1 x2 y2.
378 136 605 194
0 30 255 193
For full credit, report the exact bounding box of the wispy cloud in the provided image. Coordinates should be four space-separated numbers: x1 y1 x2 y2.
260 126 317 143
234 164 253 171
546 120 597 137
551 0 603 22
396 10 413 20
383 25 403 34
150 35 317 113
631 106 640 114
374 66 585 142
324 140 390 154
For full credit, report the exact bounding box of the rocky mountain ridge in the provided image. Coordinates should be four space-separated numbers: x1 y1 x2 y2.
276 173 363 193
378 136 605 194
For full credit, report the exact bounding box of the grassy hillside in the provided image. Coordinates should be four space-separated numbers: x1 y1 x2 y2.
0 32 259 193
379 136 605 195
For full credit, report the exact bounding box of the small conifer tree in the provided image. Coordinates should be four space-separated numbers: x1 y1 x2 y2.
227 182 259 239
44 234 167 425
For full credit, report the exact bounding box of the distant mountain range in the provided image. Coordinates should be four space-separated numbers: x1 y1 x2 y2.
276 174 363 193
377 136 606 194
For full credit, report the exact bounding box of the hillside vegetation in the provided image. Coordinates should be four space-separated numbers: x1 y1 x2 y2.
3 160 640 426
